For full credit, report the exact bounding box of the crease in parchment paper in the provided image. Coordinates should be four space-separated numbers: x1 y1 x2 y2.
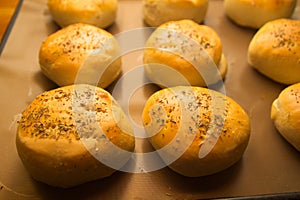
9 113 22 132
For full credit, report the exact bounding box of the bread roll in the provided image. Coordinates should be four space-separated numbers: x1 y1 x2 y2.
271 83 300 151
47 0 117 28
247 19 300 85
224 0 297 29
16 84 135 188
39 23 121 89
143 0 209 27
142 86 250 177
143 20 227 88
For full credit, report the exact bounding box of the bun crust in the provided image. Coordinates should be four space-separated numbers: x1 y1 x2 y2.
248 19 300 85
143 0 209 27
16 84 135 188
271 83 300 151
142 86 250 177
39 23 121 88
224 0 297 29
47 0 117 28
143 20 227 88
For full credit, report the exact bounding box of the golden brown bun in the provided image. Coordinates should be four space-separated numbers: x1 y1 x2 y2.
224 0 297 29
39 23 121 89
47 0 117 28
142 86 250 177
248 19 300 85
143 0 209 27
271 83 300 152
143 20 227 88
16 84 135 188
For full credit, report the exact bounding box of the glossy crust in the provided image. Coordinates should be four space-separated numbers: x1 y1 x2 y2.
143 0 208 27
224 0 297 29
143 20 227 88
39 23 121 88
248 19 300 85
271 83 300 151
47 0 117 28
142 86 250 177
16 84 135 188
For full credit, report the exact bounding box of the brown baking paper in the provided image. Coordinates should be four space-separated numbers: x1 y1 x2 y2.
1 0 300 199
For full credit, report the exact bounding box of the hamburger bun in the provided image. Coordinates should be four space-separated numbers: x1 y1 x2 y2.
47 0 118 28
143 20 227 88
224 0 297 29
39 23 121 88
16 84 135 188
143 0 209 27
247 19 300 85
271 82 300 152
142 86 250 177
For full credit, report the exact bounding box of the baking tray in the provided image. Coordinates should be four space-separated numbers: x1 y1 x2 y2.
1 0 300 199
0 0 23 55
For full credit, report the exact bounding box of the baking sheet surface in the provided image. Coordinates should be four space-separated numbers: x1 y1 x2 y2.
0 0 23 55
1 0 300 199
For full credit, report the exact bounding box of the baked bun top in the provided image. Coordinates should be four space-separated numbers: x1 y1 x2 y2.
146 19 222 65
17 84 134 151
159 0 206 6
142 86 250 176
47 0 118 28
271 83 300 151
224 0 297 29
226 0 296 12
247 19 300 84
144 20 226 87
249 19 300 58
39 23 121 88
143 0 209 27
